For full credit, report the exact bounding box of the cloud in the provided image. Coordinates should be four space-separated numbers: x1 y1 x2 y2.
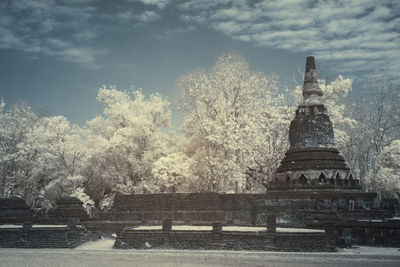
116 11 136 21
177 0 400 79
47 47 107 69
127 0 171 10
113 9 162 25
177 0 231 11
0 0 104 68
154 25 197 40
134 10 161 23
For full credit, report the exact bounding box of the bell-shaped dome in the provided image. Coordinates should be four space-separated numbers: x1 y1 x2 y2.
269 56 361 191
289 104 334 148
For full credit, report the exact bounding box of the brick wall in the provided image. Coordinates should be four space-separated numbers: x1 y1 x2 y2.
48 197 89 223
0 225 100 248
98 210 232 222
114 228 336 252
105 192 387 227
0 197 33 224
108 193 259 223
336 220 400 247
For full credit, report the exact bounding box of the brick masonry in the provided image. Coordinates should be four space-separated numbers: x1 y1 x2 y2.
335 220 400 247
105 192 387 226
0 224 100 248
114 228 336 252
0 197 33 224
48 197 89 223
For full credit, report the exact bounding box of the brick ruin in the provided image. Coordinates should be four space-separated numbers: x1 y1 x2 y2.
0 223 99 248
271 56 360 190
1 56 399 250
0 197 33 224
114 222 335 252
264 56 399 247
47 197 89 223
111 57 400 250
0 196 97 248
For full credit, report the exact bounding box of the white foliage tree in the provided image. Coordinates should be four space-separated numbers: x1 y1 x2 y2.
0 101 39 200
152 152 196 193
14 115 89 204
365 139 400 198
85 86 171 201
176 52 289 193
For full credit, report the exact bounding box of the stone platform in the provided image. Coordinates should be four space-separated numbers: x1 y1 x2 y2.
0 224 100 248
114 224 335 252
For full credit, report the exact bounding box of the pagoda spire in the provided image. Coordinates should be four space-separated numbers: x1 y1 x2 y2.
269 56 360 191
302 56 323 103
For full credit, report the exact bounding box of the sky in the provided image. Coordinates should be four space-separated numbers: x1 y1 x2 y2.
0 0 399 127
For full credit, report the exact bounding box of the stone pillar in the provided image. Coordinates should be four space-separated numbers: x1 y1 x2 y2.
212 221 223 249
22 222 33 242
162 218 172 231
324 223 335 238
343 227 353 248
266 215 276 233
324 223 336 251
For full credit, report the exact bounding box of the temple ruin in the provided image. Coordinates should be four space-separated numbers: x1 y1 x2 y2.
272 57 359 190
1 56 399 250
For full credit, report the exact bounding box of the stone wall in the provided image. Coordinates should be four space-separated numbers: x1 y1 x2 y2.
114 228 335 252
92 192 400 249
112 193 253 212
0 197 91 225
98 211 232 222
95 192 393 231
107 193 260 223
381 198 400 216
336 220 400 247
48 197 89 223
111 192 381 217
0 197 33 224
0 224 100 248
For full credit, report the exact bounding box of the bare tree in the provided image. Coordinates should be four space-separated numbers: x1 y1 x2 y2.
342 76 400 182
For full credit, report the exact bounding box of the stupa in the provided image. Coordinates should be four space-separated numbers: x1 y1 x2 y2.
260 57 391 236
270 56 361 191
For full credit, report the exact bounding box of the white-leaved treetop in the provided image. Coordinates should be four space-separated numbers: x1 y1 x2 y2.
365 139 400 198
152 152 196 193
0 102 39 203
84 86 171 207
14 115 89 205
175 52 290 193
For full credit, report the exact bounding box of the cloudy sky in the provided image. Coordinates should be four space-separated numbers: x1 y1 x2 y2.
1 0 399 127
